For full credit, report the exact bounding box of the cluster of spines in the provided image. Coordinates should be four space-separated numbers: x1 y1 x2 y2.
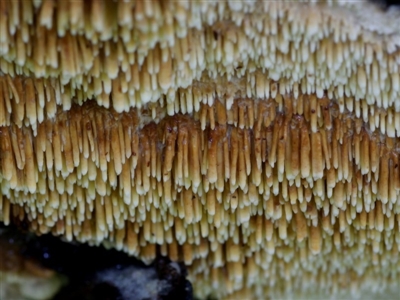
2 75 400 139
1 196 399 299
1 1 400 116
1 97 400 203
1 98 399 262
1 0 400 299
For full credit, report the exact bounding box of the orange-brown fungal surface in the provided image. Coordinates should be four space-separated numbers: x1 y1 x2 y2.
1 0 400 299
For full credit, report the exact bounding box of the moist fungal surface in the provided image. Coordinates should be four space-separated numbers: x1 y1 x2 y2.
1 0 400 299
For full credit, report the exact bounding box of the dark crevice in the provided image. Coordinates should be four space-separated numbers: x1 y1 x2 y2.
370 0 400 9
0 223 193 300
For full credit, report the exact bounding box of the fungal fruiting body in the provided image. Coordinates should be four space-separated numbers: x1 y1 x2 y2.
1 1 400 299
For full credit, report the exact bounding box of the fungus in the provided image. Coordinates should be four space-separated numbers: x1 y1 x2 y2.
1 0 400 299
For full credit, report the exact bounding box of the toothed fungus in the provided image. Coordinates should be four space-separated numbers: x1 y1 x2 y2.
1 0 400 299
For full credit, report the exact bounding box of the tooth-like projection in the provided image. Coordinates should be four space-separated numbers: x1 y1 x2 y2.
0 96 399 298
1 0 400 299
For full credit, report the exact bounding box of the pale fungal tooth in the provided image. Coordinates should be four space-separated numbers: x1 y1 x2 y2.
1 0 400 299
